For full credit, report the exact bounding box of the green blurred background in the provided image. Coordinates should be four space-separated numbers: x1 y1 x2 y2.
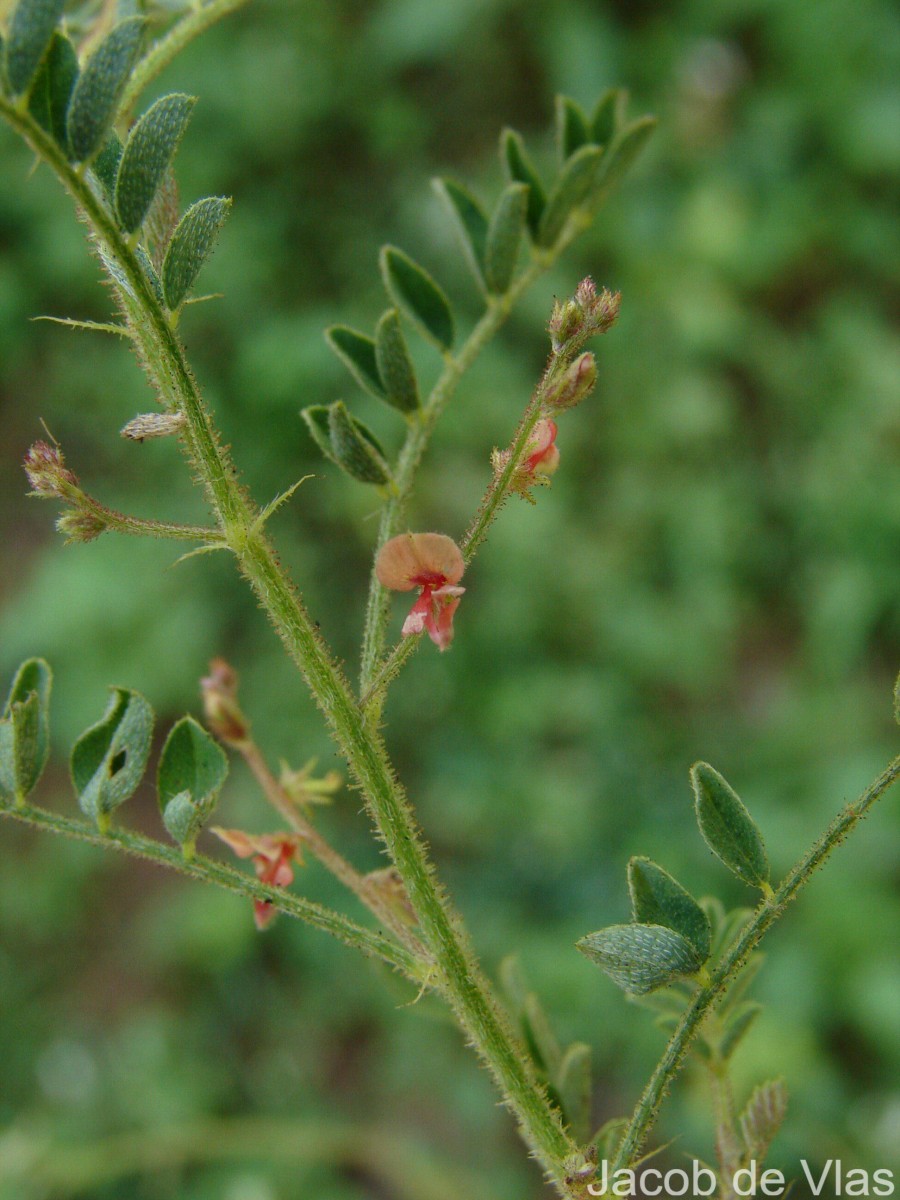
2 0 899 1195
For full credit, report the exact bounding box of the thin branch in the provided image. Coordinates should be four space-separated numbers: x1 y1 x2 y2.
0 97 578 1187
611 751 900 1171
0 801 423 979
119 0 252 120
237 736 430 957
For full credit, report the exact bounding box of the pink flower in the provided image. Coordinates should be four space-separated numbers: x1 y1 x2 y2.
212 828 304 929
524 419 560 477
375 532 466 652
491 418 561 503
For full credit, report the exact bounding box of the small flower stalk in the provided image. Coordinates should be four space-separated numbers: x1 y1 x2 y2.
376 532 465 651
211 827 306 929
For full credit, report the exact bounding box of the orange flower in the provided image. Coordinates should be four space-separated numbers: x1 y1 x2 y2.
524 419 560 477
212 828 304 929
375 532 466 651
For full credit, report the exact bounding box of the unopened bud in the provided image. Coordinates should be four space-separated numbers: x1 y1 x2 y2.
548 298 584 352
56 508 107 543
364 867 417 927
545 352 597 410
548 278 621 352
121 411 186 441
23 441 80 498
588 286 621 333
201 657 249 745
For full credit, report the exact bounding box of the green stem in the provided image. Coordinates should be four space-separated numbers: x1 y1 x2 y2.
706 1049 742 1193
238 533 577 1185
611 751 900 1171
82 498 223 542
1 101 577 1188
361 350 571 718
119 0 252 119
238 736 429 957
358 256 556 698
0 801 419 977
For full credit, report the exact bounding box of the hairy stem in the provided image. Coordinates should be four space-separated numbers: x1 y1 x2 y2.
0 802 420 977
119 0 252 120
611 751 900 1171
359 274 535 696
238 737 430 956
362 344 583 718
1 101 577 1187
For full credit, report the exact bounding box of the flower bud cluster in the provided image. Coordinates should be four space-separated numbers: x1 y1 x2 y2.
548 277 621 354
55 509 108 543
491 277 619 502
23 441 80 499
24 441 114 543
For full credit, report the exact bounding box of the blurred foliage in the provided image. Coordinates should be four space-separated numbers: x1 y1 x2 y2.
1 0 899 1195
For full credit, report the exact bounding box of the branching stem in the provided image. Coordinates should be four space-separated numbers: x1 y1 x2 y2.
0 98 578 1190
237 736 430 956
611 752 900 1171
0 801 421 977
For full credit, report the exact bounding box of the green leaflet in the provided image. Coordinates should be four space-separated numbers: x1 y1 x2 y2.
577 923 704 994
590 89 624 147
556 95 590 161
501 128 546 237
589 116 657 209
328 400 391 485
71 687 154 831
158 715 228 857
718 1000 762 1060
374 309 419 414
433 177 489 289
4 0 66 97
26 31 78 152
0 658 52 805
67 17 145 164
498 954 591 1140
627 856 711 960
162 196 231 310
740 1079 789 1162
380 246 454 352
92 131 123 203
537 144 604 248
301 403 391 486
691 762 770 889
484 181 527 294
556 1042 592 1144
326 325 386 400
115 93 197 234
301 404 337 463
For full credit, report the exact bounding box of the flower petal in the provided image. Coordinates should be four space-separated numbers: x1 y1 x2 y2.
376 532 464 590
